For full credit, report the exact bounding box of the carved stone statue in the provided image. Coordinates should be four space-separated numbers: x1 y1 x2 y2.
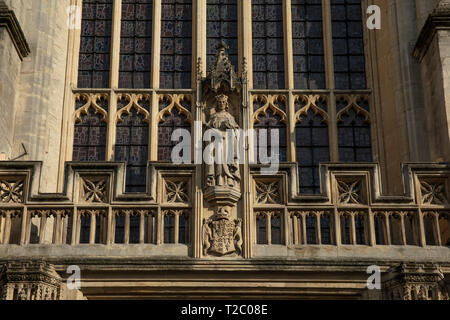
205 94 241 188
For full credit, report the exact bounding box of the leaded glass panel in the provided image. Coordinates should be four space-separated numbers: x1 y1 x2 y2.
292 0 325 89
331 0 366 89
254 110 287 163
158 109 191 161
207 0 238 68
160 0 192 89
295 109 329 194
119 0 153 88
73 98 108 161
337 98 372 162
78 0 113 88
252 0 285 89
115 102 150 192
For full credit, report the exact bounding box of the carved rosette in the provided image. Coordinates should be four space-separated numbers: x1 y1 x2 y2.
0 261 63 300
0 178 24 203
203 208 242 257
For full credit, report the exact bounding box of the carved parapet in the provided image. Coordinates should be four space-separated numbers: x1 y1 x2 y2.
0 260 63 300
382 263 449 300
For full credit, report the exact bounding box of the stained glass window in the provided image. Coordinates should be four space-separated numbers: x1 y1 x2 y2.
252 0 285 89
158 99 192 161
160 0 192 89
207 0 238 68
73 99 108 161
331 0 366 89
119 0 153 88
337 98 372 162
295 104 329 194
292 0 325 89
78 0 113 88
115 101 150 192
254 109 287 164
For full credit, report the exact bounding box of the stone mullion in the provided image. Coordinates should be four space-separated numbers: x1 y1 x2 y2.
2 211 12 244
349 212 356 245
20 207 27 245
58 0 83 191
239 0 252 86
89 211 96 244
53 210 63 245
73 207 79 245
39 211 48 244
301 212 307 245
123 210 131 245
157 208 163 245
193 0 205 256
315 213 322 245
433 212 442 246
400 213 407 246
150 91 159 161
174 211 180 244
385 213 392 246
292 214 298 245
151 0 162 88
265 212 271 245
106 207 113 245
368 208 376 246
283 0 294 90
322 0 338 161
333 208 341 246
139 210 145 244
417 208 426 247
283 207 289 245
110 0 122 88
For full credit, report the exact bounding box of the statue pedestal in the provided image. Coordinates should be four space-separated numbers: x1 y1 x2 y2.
204 185 241 207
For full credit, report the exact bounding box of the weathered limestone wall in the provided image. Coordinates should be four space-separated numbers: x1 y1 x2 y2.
415 0 450 162
0 27 21 159
415 0 440 31
5 0 70 192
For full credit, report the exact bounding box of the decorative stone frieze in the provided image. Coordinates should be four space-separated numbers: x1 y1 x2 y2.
383 263 450 300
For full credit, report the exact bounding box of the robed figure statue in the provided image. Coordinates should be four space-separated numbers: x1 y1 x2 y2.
205 94 241 188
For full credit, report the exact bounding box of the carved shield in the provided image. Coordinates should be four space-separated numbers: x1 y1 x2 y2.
209 219 236 255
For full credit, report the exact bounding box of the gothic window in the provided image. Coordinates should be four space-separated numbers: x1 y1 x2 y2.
158 96 192 161
295 102 329 194
306 214 316 244
160 0 192 89
292 0 325 89
331 0 366 89
119 0 153 88
207 0 238 69
252 0 285 89
320 213 331 245
337 96 372 162
164 214 175 243
73 96 108 161
253 96 287 163
78 0 113 88
256 213 267 244
271 213 282 245
115 97 150 192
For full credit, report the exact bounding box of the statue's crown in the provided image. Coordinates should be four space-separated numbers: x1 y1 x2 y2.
216 94 228 103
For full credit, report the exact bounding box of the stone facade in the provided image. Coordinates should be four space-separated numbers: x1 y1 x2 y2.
0 0 449 300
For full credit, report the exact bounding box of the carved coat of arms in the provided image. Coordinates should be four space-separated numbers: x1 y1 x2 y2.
203 208 242 256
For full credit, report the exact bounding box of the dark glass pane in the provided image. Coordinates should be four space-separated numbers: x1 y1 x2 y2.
207 0 238 68
158 106 191 161
115 107 149 192
119 0 153 88
271 214 281 245
292 0 325 89
320 214 331 245
252 0 285 89
337 101 372 163
254 109 287 163
295 108 329 194
78 0 113 88
160 0 192 88
257 214 267 245
306 215 316 244
164 215 175 244
331 0 366 89
73 99 108 161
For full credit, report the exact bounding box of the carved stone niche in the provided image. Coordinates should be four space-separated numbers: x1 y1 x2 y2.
199 42 247 257
382 263 450 300
0 261 63 300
